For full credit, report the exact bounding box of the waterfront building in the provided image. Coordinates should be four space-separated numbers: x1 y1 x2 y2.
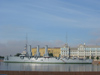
60 44 70 58
32 47 60 57
77 44 100 59
61 43 100 59
32 43 100 59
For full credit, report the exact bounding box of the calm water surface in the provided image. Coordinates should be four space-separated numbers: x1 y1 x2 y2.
0 62 100 71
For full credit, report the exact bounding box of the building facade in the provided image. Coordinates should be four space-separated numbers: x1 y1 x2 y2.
32 47 60 57
60 44 70 58
61 43 100 59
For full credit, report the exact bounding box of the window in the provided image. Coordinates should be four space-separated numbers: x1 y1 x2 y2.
97 48 100 51
86 48 90 51
78 48 79 50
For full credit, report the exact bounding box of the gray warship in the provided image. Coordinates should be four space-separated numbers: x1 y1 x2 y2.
4 45 92 64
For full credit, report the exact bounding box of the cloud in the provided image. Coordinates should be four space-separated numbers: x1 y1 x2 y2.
0 40 64 56
90 30 100 37
30 40 64 47
0 0 100 29
87 37 100 45
59 0 100 14
0 40 25 56
0 0 100 53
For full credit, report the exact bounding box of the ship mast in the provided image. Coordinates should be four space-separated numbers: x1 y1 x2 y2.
66 33 68 46
25 33 28 56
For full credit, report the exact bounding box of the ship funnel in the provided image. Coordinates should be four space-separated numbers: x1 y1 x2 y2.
44 45 49 57
28 45 32 57
36 45 40 57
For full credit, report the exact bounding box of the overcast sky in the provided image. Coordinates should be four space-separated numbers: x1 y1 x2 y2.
0 0 100 56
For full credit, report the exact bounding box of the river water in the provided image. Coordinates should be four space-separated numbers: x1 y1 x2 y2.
0 62 100 71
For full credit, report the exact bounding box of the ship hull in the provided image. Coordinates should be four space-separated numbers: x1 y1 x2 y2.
4 56 93 64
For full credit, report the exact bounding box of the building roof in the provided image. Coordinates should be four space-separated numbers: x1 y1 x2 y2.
85 45 100 48
32 47 60 49
61 44 69 48
70 47 77 51
32 44 100 49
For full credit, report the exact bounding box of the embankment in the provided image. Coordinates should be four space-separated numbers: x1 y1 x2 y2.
0 71 100 75
92 60 100 64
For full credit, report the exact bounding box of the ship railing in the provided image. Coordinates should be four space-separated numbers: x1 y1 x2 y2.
60 59 66 63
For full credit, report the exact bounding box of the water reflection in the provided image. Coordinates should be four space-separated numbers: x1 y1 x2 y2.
0 62 100 71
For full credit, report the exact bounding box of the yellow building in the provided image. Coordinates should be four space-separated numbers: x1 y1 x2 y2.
32 47 60 57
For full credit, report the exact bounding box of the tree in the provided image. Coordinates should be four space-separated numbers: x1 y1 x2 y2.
15 53 21 56
86 56 89 59
91 56 94 59
96 56 99 60
48 53 53 57
0 56 4 58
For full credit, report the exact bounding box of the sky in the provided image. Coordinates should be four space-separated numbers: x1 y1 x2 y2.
0 0 100 56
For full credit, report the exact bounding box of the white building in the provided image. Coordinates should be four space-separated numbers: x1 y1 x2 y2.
61 44 70 58
61 43 100 59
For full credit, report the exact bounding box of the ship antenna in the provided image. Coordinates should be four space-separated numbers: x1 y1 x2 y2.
66 33 67 44
26 33 28 46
